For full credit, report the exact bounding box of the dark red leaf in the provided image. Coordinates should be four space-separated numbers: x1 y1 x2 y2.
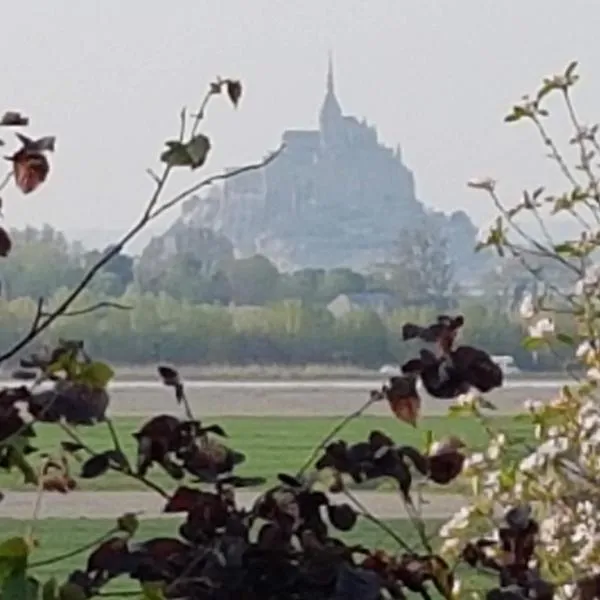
80 452 111 479
384 375 421 426
164 486 204 513
0 227 11 257
327 503 358 531
9 150 49 194
0 112 29 126
157 365 179 387
226 80 242 107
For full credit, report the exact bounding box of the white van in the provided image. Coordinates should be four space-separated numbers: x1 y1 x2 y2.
491 355 521 375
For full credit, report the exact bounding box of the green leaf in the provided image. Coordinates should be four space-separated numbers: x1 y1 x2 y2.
141 582 167 600
565 61 578 79
42 578 58 600
556 333 575 346
522 336 546 351
423 429 434 455
553 242 582 257
448 404 474 417
184 134 211 169
0 537 30 588
160 135 211 170
2 573 38 600
504 105 529 123
0 538 29 563
117 512 139 536
75 361 114 390
4 441 37 485
160 140 192 167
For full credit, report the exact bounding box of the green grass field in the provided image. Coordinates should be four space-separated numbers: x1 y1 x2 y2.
4 415 533 492
7 517 493 595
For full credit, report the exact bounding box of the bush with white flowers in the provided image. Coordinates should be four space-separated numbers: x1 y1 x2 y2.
440 62 600 600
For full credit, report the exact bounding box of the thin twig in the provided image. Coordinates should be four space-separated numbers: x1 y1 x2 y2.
0 171 13 193
59 422 170 499
342 488 415 553
29 528 119 568
295 395 377 478
149 145 284 221
0 149 281 364
40 302 133 318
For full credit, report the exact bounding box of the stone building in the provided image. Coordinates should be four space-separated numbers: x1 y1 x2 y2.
175 58 479 273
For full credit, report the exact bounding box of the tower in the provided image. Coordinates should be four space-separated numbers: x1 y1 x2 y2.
319 53 343 145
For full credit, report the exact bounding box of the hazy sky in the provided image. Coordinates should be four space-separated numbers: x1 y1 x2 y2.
1 1 599 251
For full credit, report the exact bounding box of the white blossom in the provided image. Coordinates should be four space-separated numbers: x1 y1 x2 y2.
524 398 543 412
455 391 479 408
439 506 474 538
462 452 486 472
519 292 535 319
528 317 555 338
587 367 600 382
576 340 594 359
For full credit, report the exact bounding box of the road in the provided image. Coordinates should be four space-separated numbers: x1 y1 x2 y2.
0 490 467 520
91 381 558 417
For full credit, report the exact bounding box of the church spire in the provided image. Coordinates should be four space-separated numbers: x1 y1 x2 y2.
320 52 342 139
327 51 334 94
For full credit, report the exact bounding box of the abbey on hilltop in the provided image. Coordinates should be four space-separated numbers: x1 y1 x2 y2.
172 57 478 272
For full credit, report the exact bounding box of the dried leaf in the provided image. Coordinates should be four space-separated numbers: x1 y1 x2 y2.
384 376 421 426
9 151 49 194
226 80 242 108
0 112 29 127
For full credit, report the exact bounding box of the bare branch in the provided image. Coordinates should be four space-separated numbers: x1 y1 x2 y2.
149 144 285 221
0 82 282 365
40 301 133 318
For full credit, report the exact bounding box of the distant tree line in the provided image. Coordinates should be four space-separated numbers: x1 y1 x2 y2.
0 225 576 369
0 287 567 370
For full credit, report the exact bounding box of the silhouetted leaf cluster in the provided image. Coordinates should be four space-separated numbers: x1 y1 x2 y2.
378 315 504 410
314 430 465 503
61 472 458 600
15 339 112 425
133 414 241 483
461 505 558 600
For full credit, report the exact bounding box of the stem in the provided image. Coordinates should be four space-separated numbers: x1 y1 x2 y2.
106 418 131 473
29 528 119 568
342 488 415 554
295 396 377 478
59 422 170 499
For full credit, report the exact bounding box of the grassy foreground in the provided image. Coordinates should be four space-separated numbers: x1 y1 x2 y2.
10 517 492 594
2 415 533 492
